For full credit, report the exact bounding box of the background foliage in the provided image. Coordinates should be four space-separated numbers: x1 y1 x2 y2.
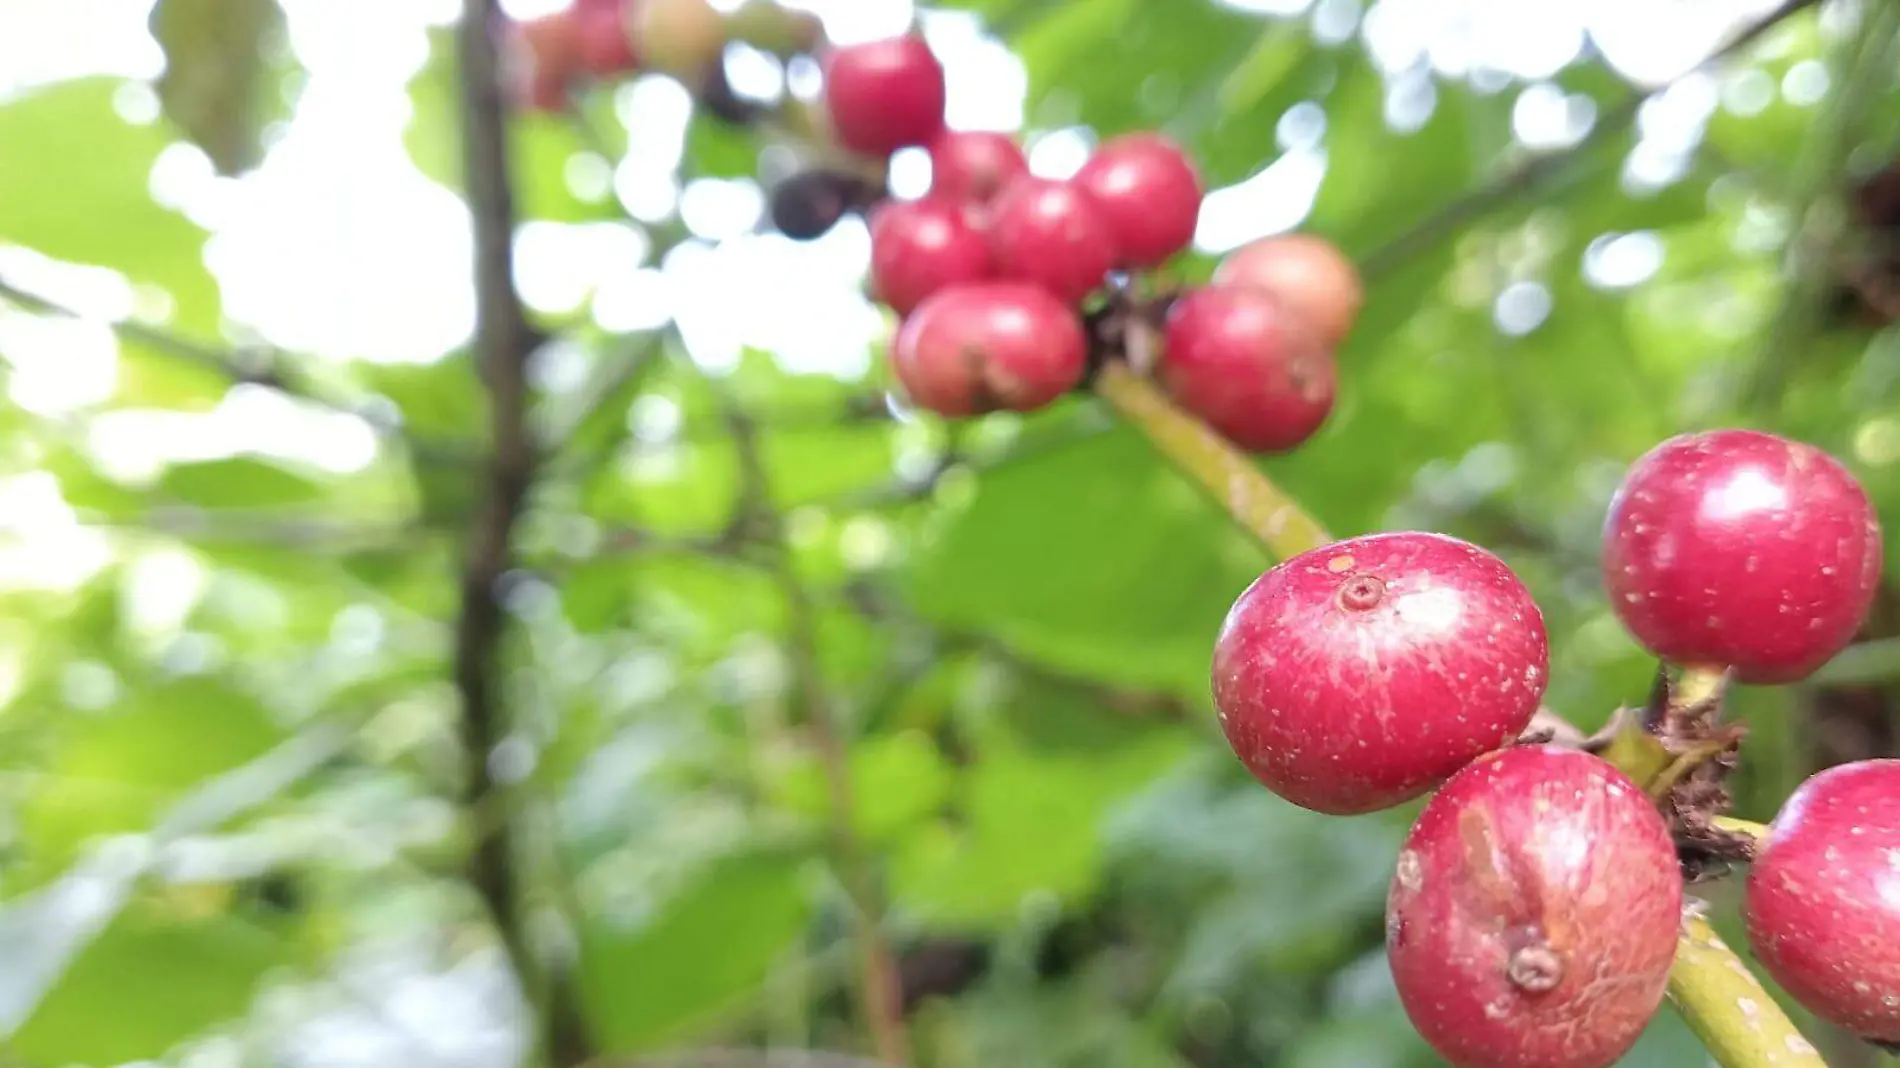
0 0 1897 1066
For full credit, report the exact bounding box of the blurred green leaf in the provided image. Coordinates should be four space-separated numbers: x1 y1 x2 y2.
12 901 289 1064
578 848 812 1052
157 456 326 509
768 728 951 843
149 0 290 176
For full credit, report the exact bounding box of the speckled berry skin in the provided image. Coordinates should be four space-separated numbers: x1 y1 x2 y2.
822 36 947 157
1745 759 1900 1042
869 198 991 316
1210 531 1550 815
890 281 1086 418
986 177 1118 306
1603 429 1883 684
1073 132 1202 268
1386 746 1682 1068
1161 284 1337 453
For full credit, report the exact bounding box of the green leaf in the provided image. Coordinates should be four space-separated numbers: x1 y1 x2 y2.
767 729 951 843
21 676 283 876
157 456 326 509
150 0 290 176
578 849 812 1052
0 78 218 328
909 426 1264 699
12 901 288 1064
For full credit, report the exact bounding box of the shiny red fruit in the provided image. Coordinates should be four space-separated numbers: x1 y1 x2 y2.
1603 429 1883 684
575 0 640 77
1746 759 1900 1043
928 130 1029 207
1387 746 1682 1068
1211 531 1550 815
1215 233 1363 348
1160 284 1336 453
1073 132 1202 268
987 177 1117 306
869 198 991 316
822 36 946 157
891 282 1086 418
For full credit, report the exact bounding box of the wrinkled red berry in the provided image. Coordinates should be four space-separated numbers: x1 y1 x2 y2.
1603 429 1883 684
636 0 729 80
1160 284 1336 453
822 36 946 157
1745 759 1900 1042
891 282 1086 418
575 0 640 77
928 130 1030 207
1215 233 1363 348
1387 746 1682 1068
1073 132 1202 268
1211 531 1550 815
869 198 991 316
986 177 1117 306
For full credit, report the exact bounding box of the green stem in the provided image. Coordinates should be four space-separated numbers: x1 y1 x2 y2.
1093 361 1333 560
1669 909 1828 1068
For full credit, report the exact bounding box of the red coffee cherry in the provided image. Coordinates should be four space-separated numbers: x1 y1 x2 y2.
822 35 947 158
1211 531 1550 815
1745 759 1900 1043
869 198 991 316
1215 233 1364 348
575 0 640 78
891 282 1086 418
1387 746 1682 1068
1073 132 1202 268
506 11 582 111
986 176 1117 306
1603 429 1883 683
1160 284 1336 453
928 130 1029 207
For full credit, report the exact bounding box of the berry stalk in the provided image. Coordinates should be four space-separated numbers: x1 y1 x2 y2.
1093 360 1331 560
1667 910 1827 1068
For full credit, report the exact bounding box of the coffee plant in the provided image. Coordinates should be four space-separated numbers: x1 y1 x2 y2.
0 1 1897 1067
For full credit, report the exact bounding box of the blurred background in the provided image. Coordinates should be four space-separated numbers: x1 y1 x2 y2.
0 0 1897 1065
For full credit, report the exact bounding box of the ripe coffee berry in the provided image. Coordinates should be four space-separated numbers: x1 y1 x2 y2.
1210 531 1549 815
891 282 1086 418
1387 746 1681 1068
822 36 947 158
1603 429 1883 683
987 177 1118 306
928 130 1030 208
1160 284 1336 453
869 198 991 316
1073 132 1202 268
1215 233 1364 348
1745 759 1900 1043
574 0 639 77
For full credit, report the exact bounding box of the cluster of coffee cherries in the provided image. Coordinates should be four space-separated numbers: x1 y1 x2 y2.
793 32 1363 454
503 0 822 113
1212 427 1887 1067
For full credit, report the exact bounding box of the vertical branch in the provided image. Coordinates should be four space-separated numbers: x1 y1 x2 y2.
452 2 591 1065
1668 909 1828 1068
720 392 910 1066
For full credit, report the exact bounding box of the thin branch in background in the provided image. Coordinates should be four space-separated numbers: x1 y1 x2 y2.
450 2 592 1065
0 275 472 467
1357 0 1823 282
1740 0 1900 412
716 383 910 1066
